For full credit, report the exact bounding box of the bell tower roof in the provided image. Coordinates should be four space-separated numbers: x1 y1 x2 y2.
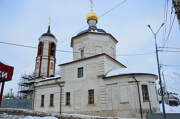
41 19 55 38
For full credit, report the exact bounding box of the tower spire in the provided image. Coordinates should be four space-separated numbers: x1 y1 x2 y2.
47 17 51 33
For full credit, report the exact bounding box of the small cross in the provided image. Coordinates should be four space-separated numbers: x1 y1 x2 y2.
90 0 94 12
48 17 51 26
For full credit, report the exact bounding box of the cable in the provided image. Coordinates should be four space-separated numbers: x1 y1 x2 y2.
116 52 155 56
159 50 180 53
0 41 154 57
99 0 128 18
161 64 180 67
159 47 180 49
72 0 128 36
166 14 176 45
162 0 168 43
162 7 175 49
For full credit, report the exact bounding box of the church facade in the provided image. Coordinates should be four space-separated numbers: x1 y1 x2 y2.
33 11 160 119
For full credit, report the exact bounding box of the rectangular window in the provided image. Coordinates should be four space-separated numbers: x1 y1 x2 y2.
78 67 83 78
50 94 54 107
142 85 149 102
41 95 44 107
66 92 70 106
80 49 84 58
88 89 94 104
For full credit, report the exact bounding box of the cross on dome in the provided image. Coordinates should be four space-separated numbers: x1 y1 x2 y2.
87 0 98 29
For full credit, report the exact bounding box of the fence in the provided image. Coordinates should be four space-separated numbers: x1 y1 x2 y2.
1 98 32 109
148 113 180 119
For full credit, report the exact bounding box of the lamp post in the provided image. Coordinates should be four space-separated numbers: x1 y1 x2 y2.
147 23 166 119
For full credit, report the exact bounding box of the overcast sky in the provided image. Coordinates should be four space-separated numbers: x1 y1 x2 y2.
0 0 180 95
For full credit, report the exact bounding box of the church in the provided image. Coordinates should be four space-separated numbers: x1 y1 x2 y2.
33 8 160 119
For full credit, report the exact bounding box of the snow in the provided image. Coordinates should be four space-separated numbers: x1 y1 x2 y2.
21 116 58 119
62 113 135 119
106 68 157 77
162 70 180 99
160 104 180 113
0 108 135 119
0 113 58 119
35 75 61 83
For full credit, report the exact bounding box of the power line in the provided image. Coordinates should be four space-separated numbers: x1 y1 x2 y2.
159 47 180 49
166 14 175 44
72 0 128 36
159 50 180 53
161 64 180 67
99 0 128 18
0 41 154 57
116 52 155 56
162 7 175 49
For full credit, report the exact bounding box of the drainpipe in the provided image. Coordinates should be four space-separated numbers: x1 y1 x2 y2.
32 81 35 110
132 75 143 119
56 80 64 115
149 100 152 114
60 85 62 114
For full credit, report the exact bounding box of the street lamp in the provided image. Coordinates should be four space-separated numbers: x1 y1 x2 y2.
147 23 166 119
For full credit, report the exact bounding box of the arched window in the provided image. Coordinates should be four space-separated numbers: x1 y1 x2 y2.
38 42 43 56
50 43 55 56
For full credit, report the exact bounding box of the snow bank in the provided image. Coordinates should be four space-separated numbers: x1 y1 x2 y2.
106 68 156 77
0 108 135 119
21 116 58 119
62 113 135 119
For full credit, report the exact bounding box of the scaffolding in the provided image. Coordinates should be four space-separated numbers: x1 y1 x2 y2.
18 73 36 99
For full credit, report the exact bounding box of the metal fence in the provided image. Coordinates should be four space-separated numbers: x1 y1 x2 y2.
148 113 180 119
1 98 32 109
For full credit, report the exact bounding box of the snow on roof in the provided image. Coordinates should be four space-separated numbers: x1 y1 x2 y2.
36 75 61 83
160 104 180 113
106 68 157 77
21 116 57 119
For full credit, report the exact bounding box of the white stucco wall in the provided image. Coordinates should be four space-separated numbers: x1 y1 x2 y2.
72 33 117 60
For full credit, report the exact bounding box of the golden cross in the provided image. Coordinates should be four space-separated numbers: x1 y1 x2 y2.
48 17 51 26
90 0 94 12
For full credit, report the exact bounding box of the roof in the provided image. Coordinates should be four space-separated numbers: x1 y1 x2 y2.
104 68 157 78
71 31 118 47
36 75 61 83
41 25 55 38
77 28 106 36
59 53 126 67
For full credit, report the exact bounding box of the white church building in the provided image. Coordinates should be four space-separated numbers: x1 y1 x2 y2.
33 11 160 119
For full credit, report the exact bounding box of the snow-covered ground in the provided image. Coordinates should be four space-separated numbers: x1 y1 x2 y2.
160 104 180 113
159 70 180 113
62 113 135 119
0 113 135 119
21 116 58 119
0 113 57 119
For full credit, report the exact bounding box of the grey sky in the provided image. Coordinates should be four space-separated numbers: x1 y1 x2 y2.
0 0 179 95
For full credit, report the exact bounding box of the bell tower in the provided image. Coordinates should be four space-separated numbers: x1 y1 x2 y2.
35 20 57 78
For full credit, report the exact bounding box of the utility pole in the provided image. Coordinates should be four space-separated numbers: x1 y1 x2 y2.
147 23 166 119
